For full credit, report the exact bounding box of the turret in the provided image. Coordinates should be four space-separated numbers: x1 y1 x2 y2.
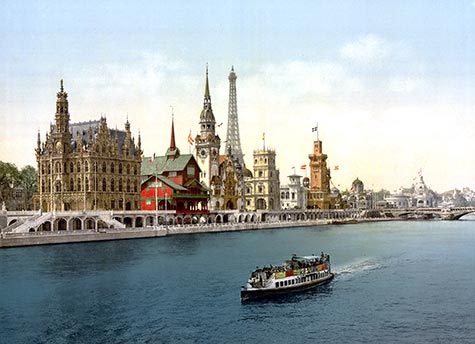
55 79 70 134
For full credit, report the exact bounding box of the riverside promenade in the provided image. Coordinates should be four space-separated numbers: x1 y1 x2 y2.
0 217 379 248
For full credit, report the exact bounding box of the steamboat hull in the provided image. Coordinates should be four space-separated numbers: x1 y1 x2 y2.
241 272 334 301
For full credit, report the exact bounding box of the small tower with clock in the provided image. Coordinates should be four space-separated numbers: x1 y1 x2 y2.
194 65 221 207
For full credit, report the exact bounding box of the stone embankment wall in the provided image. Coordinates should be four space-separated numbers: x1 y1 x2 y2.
0 217 395 248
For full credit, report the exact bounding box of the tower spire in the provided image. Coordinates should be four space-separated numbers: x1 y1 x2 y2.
170 112 176 151
204 63 210 99
225 66 245 168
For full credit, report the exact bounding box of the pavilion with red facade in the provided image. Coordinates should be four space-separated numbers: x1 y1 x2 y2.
140 119 209 213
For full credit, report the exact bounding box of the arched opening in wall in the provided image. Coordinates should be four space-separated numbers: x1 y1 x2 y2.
8 219 17 226
125 202 131 211
215 215 222 224
226 200 234 210
256 198 266 210
183 216 192 224
158 216 166 225
71 218 82 230
215 201 220 210
245 215 250 223
251 214 257 223
175 217 183 225
85 218 95 230
145 216 154 226
124 217 133 228
29 228 35 233
135 217 144 228
40 221 52 232
56 218 67 231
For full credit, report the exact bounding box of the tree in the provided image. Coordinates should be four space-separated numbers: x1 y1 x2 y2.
0 161 37 210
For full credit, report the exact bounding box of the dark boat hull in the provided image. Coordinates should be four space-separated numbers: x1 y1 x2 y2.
241 273 335 301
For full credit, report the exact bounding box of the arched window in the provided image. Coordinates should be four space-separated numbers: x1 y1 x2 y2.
77 162 81 173
102 178 107 192
111 163 115 174
134 165 137 175
126 164 130 175
85 161 89 172
119 178 123 192
85 177 89 191
119 163 123 174
102 162 107 173
55 181 61 192
126 179 130 192
78 178 81 192
111 179 115 192
70 178 74 191
70 162 74 173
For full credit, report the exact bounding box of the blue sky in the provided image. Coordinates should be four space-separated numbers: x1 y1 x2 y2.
1 1 474 191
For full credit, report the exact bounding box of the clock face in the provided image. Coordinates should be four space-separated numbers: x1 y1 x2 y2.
200 149 208 158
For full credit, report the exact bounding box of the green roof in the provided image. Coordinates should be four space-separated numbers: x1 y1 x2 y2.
141 154 196 175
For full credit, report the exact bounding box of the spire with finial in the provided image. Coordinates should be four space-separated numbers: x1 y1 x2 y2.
60 79 64 92
204 63 210 99
170 109 176 151
199 64 216 126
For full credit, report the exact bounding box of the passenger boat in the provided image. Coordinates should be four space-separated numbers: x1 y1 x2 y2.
241 253 334 301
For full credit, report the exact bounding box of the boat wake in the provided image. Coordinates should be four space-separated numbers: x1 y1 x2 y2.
334 257 383 277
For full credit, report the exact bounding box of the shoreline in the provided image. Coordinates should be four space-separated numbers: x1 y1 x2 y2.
0 217 398 248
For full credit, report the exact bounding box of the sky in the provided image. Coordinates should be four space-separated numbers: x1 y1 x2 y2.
1 0 474 192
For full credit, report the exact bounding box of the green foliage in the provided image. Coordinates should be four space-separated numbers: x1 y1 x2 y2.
0 161 37 210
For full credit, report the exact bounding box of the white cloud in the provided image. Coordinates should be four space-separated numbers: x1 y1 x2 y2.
340 34 391 63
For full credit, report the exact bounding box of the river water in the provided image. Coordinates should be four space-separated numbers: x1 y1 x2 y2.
1 217 475 343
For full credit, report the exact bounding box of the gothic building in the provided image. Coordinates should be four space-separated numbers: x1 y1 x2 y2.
194 66 221 210
244 147 280 211
33 80 142 211
307 140 333 209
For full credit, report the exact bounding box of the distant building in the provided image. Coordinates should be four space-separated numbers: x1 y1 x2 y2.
307 140 334 209
345 178 373 210
384 173 440 208
280 174 307 209
33 81 142 211
244 147 280 210
141 118 208 213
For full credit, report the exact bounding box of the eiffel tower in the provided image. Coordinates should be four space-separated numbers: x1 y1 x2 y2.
225 66 245 168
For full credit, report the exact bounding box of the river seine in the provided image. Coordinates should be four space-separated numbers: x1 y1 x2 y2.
1 216 475 343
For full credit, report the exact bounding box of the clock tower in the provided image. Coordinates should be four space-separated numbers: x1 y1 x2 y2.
195 65 221 204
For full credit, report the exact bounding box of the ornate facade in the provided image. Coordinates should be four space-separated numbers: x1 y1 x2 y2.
244 148 280 210
280 174 307 209
307 140 333 209
33 80 142 211
194 66 221 210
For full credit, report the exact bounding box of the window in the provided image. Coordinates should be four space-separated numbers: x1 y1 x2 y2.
77 178 81 192
77 162 81 173
169 171 177 177
111 163 115 174
187 166 195 176
102 178 107 192
119 179 123 192
119 163 123 174
85 161 89 172
102 162 106 173
111 179 115 191
146 200 151 206
70 162 74 173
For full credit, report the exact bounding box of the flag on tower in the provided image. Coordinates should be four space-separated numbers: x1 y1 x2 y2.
262 132 265 140
187 131 195 145
149 153 155 163
334 165 339 170
312 125 318 132
300 164 306 170
217 122 223 127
